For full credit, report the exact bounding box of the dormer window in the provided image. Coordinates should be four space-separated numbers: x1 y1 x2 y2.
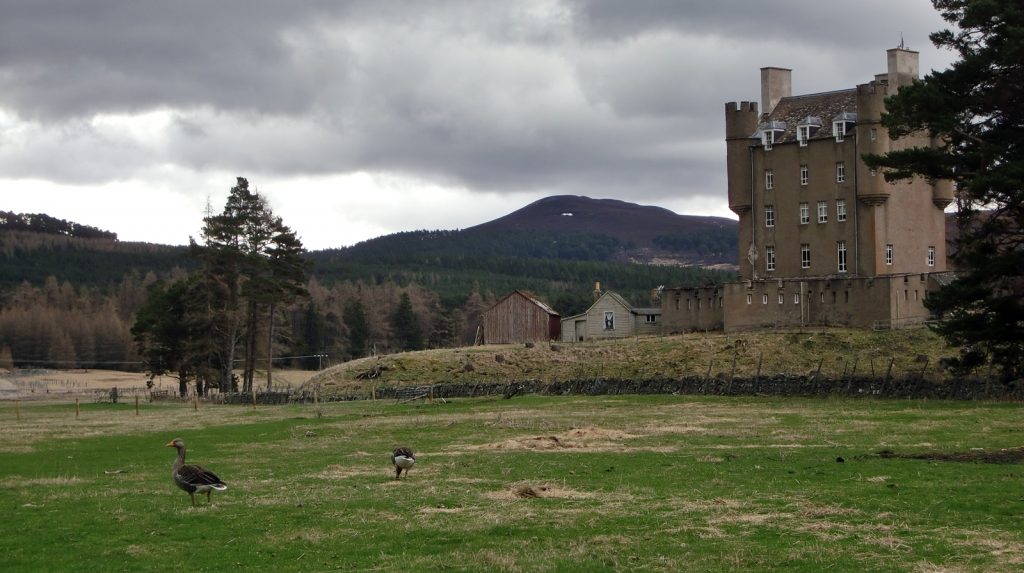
756 121 787 151
832 112 857 143
796 116 821 147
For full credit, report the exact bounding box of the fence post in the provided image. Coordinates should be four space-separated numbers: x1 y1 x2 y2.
135 395 139 416
75 398 80 419
754 352 763 393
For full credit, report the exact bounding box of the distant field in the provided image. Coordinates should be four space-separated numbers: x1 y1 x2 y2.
0 369 316 402
1 393 1021 572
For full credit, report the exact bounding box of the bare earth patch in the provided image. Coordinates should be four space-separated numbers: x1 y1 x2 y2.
485 482 595 501
876 447 1024 464
462 425 677 453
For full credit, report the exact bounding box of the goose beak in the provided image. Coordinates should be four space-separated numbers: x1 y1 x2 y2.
165 440 176 447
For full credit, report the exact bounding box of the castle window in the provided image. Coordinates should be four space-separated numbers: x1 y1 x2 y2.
797 125 810 146
778 293 784 305
817 201 828 224
800 165 808 186
870 128 877 141
746 294 752 305
927 246 936 267
836 199 847 222
765 169 774 190
832 112 857 143
765 205 775 227
687 298 692 310
886 244 894 266
801 244 811 269
837 241 848 273
796 116 821 147
836 162 846 183
799 202 810 225
766 245 776 272
793 294 801 304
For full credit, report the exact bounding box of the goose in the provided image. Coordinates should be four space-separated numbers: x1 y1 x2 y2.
391 446 415 480
166 438 227 506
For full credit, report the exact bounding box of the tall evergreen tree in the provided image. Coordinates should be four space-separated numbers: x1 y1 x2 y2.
342 299 370 359
190 178 308 392
865 0 1024 380
390 292 423 351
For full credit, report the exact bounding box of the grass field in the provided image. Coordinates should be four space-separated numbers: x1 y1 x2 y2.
1 394 1022 572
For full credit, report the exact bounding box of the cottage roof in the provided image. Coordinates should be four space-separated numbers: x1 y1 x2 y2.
753 88 857 144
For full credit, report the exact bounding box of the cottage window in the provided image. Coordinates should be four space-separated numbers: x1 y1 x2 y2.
603 311 614 330
801 244 811 269
645 314 658 324
836 199 846 222
799 202 809 225
765 205 775 227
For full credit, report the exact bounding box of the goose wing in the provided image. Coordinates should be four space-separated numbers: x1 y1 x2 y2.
178 463 225 487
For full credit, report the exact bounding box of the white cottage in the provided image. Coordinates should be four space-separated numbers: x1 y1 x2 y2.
560 290 661 342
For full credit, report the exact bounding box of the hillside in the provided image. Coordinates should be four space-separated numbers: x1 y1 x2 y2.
308 328 956 397
469 195 738 266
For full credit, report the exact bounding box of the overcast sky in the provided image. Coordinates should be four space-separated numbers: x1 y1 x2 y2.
0 0 955 250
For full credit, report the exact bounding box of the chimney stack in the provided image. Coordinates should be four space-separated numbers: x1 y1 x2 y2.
886 48 919 89
593 281 602 301
760 67 792 115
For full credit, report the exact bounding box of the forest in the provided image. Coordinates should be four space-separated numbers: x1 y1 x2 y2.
0 203 735 380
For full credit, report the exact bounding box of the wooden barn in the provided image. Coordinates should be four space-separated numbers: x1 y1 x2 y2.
480 291 561 344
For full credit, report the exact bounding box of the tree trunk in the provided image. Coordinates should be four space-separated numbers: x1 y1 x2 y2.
266 302 275 391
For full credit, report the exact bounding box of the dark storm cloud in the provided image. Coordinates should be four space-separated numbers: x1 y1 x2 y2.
0 0 951 206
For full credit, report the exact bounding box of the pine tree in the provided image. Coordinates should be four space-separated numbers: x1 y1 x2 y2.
865 0 1024 380
390 292 423 351
342 299 370 359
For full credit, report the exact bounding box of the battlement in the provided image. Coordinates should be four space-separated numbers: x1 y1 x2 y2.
725 101 759 139
725 101 758 114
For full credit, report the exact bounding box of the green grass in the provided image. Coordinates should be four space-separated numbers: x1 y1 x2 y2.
1 395 1022 572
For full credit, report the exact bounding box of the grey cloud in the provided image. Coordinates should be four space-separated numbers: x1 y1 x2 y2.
0 0 953 209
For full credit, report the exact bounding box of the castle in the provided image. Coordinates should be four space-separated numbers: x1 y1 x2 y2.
662 47 954 332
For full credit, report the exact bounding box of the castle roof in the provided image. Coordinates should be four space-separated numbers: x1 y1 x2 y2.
754 88 857 144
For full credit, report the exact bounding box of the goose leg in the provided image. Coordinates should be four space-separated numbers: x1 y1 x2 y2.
207 491 212 503
189 492 196 507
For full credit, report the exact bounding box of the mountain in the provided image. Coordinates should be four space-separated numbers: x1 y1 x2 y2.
468 195 738 266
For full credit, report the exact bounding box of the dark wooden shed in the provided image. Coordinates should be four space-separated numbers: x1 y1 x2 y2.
481 290 560 344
